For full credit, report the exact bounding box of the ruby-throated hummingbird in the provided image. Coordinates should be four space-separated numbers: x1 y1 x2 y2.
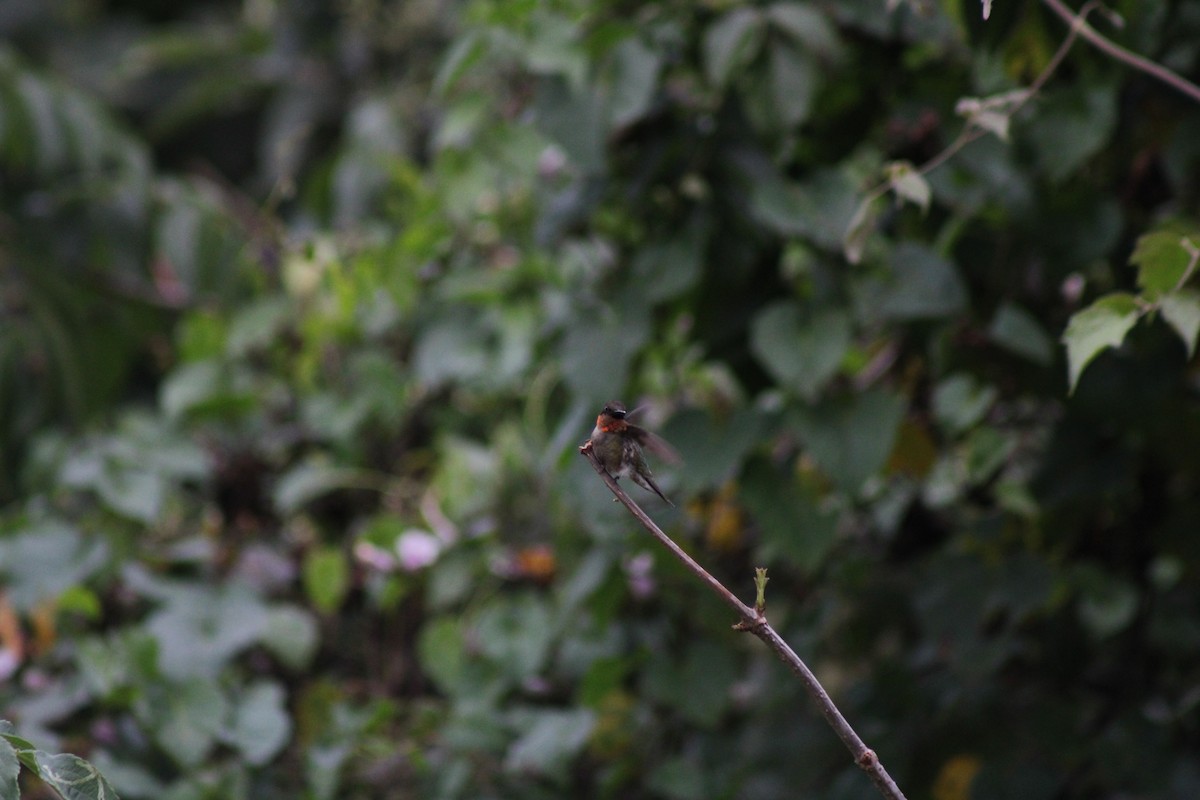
588 401 681 505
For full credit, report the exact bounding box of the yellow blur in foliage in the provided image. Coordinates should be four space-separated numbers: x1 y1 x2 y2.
700 481 744 552
933 754 982 800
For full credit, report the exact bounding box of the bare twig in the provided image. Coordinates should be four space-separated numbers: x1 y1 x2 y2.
580 442 909 800
1039 0 1200 105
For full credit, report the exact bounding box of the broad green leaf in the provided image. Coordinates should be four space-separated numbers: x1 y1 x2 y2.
304 547 350 615
262 605 319 670
648 757 707 800
677 641 739 727
475 593 554 681
0 521 106 611
143 584 271 679
865 243 967 320
703 8 764 88
274 462 372 514
791 389 906 493
417 616 466 695
630 228 704 303
559 315 649 406
1130 231 1195 295
160 359 256 419
31 750 119 800
766 3 842 57
660 407 765 490
605 37 661 130
768 40 816 127
932 374 997 435
96 466 164 524
750 303 850 401
148 679 227 768
740 458 838 572
1026 83 1117 182
533 77 606 172
0 735 18 800
226 681 291 766
750 167 860 249
988 302 1054 365
504 709 596 776
1160 290 1200 357
1061 293 1141 392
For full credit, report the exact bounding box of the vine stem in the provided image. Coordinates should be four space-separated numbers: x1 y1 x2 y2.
580 442 909 800
1039 0 1200 105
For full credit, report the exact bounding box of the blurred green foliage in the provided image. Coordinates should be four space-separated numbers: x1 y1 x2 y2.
2 0 1200 798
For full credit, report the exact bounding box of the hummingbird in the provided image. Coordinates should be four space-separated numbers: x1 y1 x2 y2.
588 401 682 505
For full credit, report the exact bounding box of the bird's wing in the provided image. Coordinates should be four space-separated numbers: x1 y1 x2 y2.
630 426 682 465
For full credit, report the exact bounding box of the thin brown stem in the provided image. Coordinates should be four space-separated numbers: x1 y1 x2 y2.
1039 0 1200 105
580 442 909 800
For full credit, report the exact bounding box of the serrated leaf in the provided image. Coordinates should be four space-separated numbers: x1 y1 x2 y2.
31 750 120 800
1160 290 1200 357
1062 293 1141 392
1130 231 1194 295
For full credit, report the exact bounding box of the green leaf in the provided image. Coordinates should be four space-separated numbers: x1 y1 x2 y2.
933 374 998 435
1130 231 1195 295
0 521 106 611
863 243 967 320
1062 293 1141 392
703 8 764 89
740 458 838 572
766 3 841 57
605 37 661 130
31 750 120 800
750 167 860 250
504 709 596 777
304 547 350 615
143 584 271 679
791 389 907 493
768 40 816 127
1160 290 1200 357
843 195 882 265
475 593 554 681
660 407 765 490
1025 83 1117 182
886 161 931 212
988 302 1055 365
1074 565 1138 639
676 641 739 727
149 679 227 768
417 616 466 695
559 315 649 406
262 606 319 670
225 681 291 766
750 303 851 401
0 735 19 800
274 462 371 514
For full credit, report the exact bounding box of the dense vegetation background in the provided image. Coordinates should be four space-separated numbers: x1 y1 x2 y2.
3 0 1200 798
